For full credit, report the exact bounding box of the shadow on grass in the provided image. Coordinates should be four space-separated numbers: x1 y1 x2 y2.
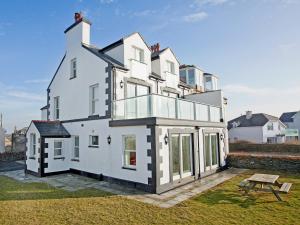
0 176 115 202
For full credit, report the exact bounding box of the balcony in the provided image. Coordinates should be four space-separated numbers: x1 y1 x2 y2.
112 94 223 123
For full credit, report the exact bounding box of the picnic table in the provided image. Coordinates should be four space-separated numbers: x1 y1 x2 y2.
239 173 292 201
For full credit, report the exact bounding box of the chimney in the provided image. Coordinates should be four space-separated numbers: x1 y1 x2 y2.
65 12 91 50
246 111 252 120
151 43 160 53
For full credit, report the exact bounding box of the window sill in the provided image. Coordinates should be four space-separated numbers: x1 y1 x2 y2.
69 76 76 80
88 145 99 148
29 156 36 160
130 58 147 65
53 157 65 160
122 166 136 171
71 158 80 162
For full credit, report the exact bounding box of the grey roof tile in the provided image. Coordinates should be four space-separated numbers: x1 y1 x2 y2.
32 121 70 138
280 111 298 123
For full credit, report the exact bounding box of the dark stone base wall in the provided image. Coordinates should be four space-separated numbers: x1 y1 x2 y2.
0 151 25 161
229 143 300 154
227 154 300 173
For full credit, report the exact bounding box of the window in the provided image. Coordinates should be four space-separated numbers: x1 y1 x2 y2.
73 136 79 158
89 84 99 115
30 133 36 156
89 135 99 147
70 58 77 78
267 122 274 130
188 69 195 85
54 96 60 120
179 70 186 82
54 141 63 157
166 61 175 74
123 135 136 168
133 47 144 63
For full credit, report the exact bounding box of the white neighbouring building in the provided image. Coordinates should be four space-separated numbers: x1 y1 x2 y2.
228 111 290 144
25 13 229 194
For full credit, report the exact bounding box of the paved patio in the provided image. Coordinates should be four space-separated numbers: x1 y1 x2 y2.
0 168 247 208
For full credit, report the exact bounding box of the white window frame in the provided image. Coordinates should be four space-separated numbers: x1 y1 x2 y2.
133 46 144 63
54 96 60 120
89 135 99 147
73 136 79 159
89 84 99 115
30 133 36 157
70 58 77 78
54 140 63 158
123 135 136 169
267 122 274 131
166 60 175 74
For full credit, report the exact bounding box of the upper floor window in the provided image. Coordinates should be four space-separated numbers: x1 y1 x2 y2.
166 61 175 74
70 58 77 79
267 122 274 131
133 47 144 63
54 96 60 120
188 69 195 85
89 84 99 115
179 70 187 83
30 133 36 157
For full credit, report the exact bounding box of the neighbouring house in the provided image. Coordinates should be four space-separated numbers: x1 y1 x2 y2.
280 111 300 142
11 127 28 152
228 111 289 144
4 135 12 152
0 128 5 153
25 13 229 194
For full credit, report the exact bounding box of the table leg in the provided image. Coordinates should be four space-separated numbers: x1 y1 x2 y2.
268 185 282 201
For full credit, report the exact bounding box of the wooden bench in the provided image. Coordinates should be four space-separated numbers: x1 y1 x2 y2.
238 179 250 190
279 183 292 194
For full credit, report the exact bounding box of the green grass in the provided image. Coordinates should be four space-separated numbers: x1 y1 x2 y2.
0 170 299 225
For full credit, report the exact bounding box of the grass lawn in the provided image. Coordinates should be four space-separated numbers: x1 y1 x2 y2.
0 170 299 225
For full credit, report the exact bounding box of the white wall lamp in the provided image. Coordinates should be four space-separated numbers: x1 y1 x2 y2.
107 135 111 145
120 80 124 88
164 134 168 145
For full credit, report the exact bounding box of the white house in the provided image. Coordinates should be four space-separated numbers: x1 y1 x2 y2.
25 13 229 194
228 111 288 144
280 111 300 141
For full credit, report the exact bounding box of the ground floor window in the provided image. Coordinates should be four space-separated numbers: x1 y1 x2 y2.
74 136 79 158
30 133 36 156
54 141 63 157
89 135 99 147
123 135 136 169
204 133 219 171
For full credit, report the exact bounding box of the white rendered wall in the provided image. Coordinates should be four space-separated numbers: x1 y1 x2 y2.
25 124 40 173
229 126 263 143
262 121 286 143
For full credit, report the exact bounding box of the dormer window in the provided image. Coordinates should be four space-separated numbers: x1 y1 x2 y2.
70 58 77 79
133 47 144 63
166 61 175 74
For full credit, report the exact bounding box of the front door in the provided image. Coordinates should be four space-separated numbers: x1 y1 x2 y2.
204 133 219 171
171 134 193 181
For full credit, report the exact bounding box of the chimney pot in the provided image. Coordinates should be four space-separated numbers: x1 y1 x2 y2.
151 43 160 53
74 12 83 22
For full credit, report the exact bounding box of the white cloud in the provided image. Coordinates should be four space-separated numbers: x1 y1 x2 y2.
24 79 50 84
6 90 44 101
99 0 114 4
183 12 208 22
132 9 157 17
192 0 231 7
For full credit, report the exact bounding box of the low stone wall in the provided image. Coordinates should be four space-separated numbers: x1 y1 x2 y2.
227 154 300 173
0 151 25 161
230 143 300 154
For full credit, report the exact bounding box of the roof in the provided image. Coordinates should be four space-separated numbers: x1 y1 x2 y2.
280 111 298 123
82 43 128 71
40 105 48 110
228 113 280 130
32 121 71 138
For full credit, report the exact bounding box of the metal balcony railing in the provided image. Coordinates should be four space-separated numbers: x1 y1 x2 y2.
112 94 223 122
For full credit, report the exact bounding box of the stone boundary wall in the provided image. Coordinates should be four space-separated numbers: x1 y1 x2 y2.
230 143 300 154
227 154 300 173
0 151 25 161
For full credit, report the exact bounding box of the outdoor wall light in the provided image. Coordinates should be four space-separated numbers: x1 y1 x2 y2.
120 80 124 88
107 135 111 145
164 134 168 145
220 134 224 141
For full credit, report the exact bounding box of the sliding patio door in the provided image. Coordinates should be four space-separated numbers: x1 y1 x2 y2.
171 134 193 181
204 133 219 171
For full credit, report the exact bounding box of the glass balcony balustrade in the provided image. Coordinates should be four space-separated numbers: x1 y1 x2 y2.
112 94 222 122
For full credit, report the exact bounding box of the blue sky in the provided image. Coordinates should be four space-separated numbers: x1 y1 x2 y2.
0 0 300 132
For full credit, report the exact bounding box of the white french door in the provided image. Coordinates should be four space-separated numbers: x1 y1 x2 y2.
204 133 219 171
171 134 193 181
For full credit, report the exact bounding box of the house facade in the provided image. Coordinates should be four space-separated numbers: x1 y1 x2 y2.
228 111 288 144
25 13 228 194
280 111 300 141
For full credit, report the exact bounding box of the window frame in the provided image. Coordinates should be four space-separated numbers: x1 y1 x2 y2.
123 135 137 169
166 60 175 74
73 136 79 159
89 84 99 115
30 133 36 157
70 58 77 79
54 96 60 120
54 140 63 158
267 122 274 131
89 135 99 148
133 46 145 63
